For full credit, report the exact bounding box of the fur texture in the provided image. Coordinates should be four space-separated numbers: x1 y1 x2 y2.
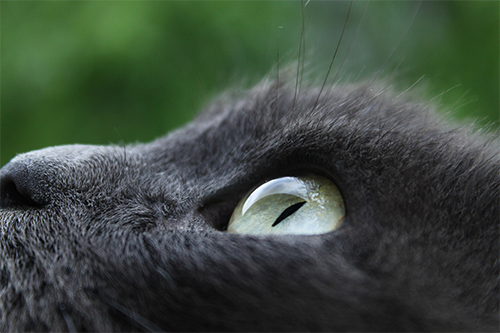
0 81 499 331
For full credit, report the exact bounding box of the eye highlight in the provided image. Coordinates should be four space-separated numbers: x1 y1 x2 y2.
227 174 345 235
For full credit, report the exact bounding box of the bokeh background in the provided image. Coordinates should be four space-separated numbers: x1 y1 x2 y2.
2 0 498 166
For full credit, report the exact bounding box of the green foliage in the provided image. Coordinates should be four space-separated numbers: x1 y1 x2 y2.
2 1 498 165
2 1 297 165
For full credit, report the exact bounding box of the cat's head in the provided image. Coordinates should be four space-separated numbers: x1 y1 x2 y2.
0 81 498 331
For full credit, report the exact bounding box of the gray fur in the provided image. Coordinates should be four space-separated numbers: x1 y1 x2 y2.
0 81 498 331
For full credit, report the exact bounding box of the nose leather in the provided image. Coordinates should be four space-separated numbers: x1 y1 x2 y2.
0 160 43 208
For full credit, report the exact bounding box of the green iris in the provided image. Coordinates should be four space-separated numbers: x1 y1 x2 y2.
227 174 345 235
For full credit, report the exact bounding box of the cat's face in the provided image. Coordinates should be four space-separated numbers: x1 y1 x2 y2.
1 2 499 332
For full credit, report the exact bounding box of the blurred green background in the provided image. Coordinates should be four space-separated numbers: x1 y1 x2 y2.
2 1 498 166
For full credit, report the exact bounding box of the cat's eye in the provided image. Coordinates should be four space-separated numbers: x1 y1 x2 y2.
227 174 345 235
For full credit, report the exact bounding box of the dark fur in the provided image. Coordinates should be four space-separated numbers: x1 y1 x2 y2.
0 80 498 331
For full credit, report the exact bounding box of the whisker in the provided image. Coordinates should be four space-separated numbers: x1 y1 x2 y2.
331 0 370 86
313 0 354 110
292 0 307 111
276 25 283 109
299 0 311 97
298 0 312 95
370 1 422 85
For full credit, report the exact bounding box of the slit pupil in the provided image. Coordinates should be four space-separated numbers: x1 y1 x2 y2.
272 201 306 227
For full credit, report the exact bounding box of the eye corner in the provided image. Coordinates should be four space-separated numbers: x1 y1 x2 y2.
197 199 237 232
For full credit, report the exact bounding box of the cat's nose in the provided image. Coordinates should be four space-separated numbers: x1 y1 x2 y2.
0 160 44 208
0 144 122 209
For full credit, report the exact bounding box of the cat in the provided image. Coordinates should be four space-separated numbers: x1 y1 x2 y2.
1 77 498 331
1 3 499 333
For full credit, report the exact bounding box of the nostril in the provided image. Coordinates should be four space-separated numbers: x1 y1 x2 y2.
0 177 39 208
0 162 41 208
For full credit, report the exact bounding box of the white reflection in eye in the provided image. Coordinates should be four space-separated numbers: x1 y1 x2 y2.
242 177 308 215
